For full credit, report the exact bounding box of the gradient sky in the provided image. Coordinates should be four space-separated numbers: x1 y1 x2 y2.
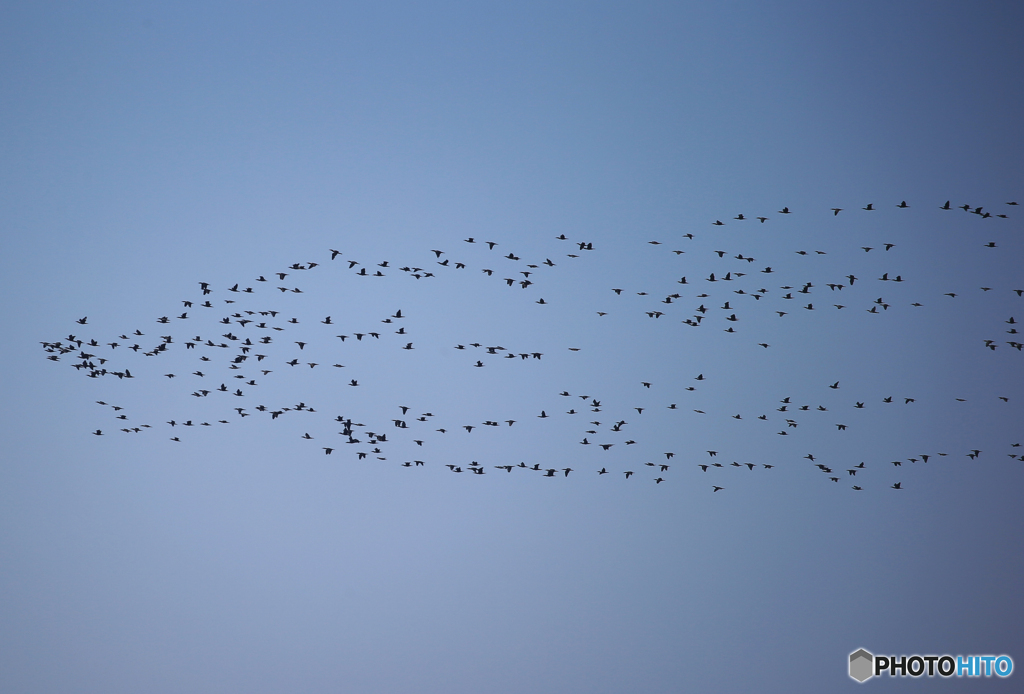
2 2 1022 692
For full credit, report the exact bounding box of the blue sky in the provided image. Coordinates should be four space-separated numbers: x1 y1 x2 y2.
2 2 1022 692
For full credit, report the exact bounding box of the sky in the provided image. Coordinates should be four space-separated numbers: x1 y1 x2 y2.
1 1 1022 692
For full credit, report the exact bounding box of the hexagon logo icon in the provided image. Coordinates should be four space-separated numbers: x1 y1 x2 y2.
849 649 874 682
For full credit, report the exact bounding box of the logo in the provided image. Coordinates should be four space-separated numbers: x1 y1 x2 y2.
849 649 873 682
849 649 1013 682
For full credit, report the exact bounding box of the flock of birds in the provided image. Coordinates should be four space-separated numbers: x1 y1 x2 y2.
41 200 1022 493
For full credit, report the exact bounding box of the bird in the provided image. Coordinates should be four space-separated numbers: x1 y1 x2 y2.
39 197 1016 509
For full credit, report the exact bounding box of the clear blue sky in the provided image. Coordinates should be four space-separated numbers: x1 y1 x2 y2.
2 2 1022 692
